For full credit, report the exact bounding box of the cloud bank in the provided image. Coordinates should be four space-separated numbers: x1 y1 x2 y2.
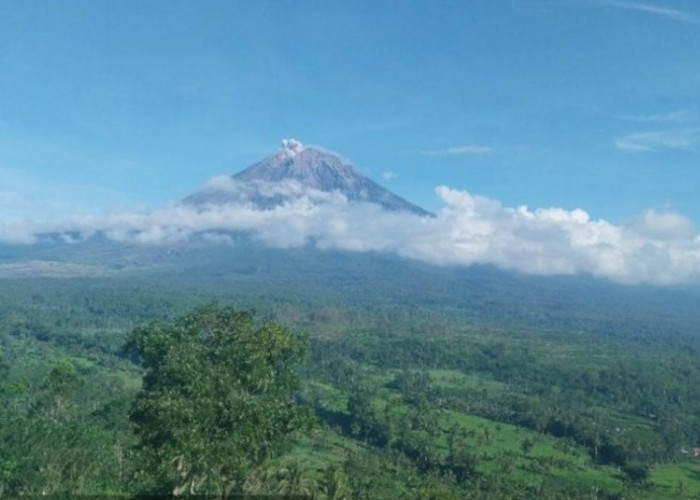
615 129 700 152
2 181 700 286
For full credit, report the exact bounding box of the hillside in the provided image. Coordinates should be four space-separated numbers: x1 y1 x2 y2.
2 256 700 496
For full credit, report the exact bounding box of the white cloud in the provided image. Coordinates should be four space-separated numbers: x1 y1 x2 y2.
629 209 696 240
0 221 38 244
281 138 304 156
382 171 398 180
595 1 700 25
446 145 493 155
616 109 697 123
424 145 493 156
615 129 700 152
202 175 239 192
4 181 700 286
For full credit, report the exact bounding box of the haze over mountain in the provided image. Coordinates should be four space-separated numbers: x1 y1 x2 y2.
183 139 431 217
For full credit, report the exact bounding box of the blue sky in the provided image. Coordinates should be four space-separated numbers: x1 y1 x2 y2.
1 0 699 223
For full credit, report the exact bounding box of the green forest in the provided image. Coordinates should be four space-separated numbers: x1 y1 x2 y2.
2 269 700 499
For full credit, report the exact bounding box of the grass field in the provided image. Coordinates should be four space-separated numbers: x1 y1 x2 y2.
302 366 700 499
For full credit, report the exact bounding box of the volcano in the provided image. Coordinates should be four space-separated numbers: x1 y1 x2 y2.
182 139 432 216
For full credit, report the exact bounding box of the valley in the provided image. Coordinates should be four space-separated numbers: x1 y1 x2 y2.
2 252 700 497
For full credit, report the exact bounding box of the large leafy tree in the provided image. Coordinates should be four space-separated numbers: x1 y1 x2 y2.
124 305 311 496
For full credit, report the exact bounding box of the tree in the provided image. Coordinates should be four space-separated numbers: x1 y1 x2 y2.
622 462 650 486
347 384 375 439
124 305 311 497
319 464 351 500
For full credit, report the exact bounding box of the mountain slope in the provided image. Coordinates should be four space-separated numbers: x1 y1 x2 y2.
183 139 432 216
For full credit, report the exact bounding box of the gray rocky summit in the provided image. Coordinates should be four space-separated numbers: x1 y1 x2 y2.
183 139 431 216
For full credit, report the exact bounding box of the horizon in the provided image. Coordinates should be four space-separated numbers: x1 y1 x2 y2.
0 135 698 286
1 1 700 285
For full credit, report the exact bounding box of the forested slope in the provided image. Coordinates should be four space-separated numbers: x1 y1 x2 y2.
1 262 700 497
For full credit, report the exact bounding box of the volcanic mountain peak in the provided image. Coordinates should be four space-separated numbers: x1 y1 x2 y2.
233 139 360 189
183 140 432 216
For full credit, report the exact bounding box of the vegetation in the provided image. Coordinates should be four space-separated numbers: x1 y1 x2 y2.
1 263 700 498
125 305 311 496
